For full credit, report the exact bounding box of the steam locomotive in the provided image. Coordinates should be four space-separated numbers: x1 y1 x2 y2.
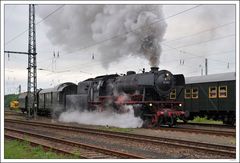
19 67 187 127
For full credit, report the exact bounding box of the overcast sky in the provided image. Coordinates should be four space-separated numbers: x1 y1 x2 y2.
3 3 236 94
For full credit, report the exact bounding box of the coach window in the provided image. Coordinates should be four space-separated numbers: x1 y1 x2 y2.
57 94 60 101
209 86 217 98
47 93 51 102
184 88 191 99
43 93 46 102
40 94 43 101
192 88 199 99
219 86 227 98
51 92 53 103
170 89 176 99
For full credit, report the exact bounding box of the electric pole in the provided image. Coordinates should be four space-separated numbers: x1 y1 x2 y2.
27 4 37 119
19 85 21 94
205 58 208 75
4 4 37 119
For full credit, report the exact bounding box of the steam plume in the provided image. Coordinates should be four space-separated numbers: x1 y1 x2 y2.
59 107 143 128
38 5 167 68
57 90 143 128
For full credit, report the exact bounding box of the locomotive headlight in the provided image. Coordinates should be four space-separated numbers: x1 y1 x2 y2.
165 73 170 80
149 103 153 107
179 103 182 107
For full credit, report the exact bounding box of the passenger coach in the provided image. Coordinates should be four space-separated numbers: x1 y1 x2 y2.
170 72 236 125
19 82 77 116
38 82 77 115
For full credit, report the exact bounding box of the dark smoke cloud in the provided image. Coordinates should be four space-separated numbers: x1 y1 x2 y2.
38 5 167 68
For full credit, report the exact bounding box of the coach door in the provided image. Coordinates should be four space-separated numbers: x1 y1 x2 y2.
184 86 192 112
191 87 199 112
208 84 218 112
198 83 208 112
218 83 229 112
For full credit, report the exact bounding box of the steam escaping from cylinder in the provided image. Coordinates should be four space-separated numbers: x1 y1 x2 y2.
57 91 143 128
38 5 167 68
58 106 143 128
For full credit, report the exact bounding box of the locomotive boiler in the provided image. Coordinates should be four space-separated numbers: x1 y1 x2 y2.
115 67 179 99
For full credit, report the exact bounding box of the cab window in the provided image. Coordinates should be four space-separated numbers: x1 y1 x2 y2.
219 86 227 98
192 88 198 99
209 86 217 98
184 88 191 99
170 89 176 100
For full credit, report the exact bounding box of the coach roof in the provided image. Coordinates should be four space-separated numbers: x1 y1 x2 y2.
185 72 236 84
39 82 76 94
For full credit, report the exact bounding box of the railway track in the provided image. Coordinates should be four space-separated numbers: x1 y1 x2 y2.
177 121 235 129
5 127 144 159
5 119 236 158
5 110 20 113
4 111 235 137
157 126 235 137
4 111 23 116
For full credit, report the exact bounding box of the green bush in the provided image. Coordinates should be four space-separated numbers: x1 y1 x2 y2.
4 94 19 107
190 116 223 124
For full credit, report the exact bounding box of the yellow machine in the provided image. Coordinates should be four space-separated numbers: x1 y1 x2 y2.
10 100 19 110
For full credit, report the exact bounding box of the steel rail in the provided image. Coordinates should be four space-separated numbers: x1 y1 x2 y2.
5 133 86 158
156 126 235 137
5 119 236 157
177 121 235 129
4 112 235 137
4 127 145 159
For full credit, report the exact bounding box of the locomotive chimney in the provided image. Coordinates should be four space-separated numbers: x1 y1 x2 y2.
150 66 159 72
127 71 136 75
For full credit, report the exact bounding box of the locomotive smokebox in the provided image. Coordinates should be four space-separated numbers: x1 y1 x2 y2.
150 66 159 72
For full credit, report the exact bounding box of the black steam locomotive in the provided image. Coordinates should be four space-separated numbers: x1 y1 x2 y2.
19 67 187 127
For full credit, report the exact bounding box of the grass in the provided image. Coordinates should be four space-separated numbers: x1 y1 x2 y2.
189 116 223 124
229 138 236 145
4 139 79 159
98 126 134 133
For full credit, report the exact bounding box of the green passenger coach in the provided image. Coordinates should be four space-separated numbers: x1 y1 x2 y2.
170 72 236 125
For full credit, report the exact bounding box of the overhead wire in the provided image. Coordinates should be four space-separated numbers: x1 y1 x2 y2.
50 33 235 72
38 19 235 69
161 49 235 64
39 22 235 72
5 4 235 78
37 5 202 65
39 22 235 70
45 47 234 78
5 5 65 45
38 19 235 66
164 21 235 43
5 4 201 65
162 41 235 65
165 33 235 50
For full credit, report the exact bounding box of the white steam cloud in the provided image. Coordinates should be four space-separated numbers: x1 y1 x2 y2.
58 107 143 128
38 5 167 68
